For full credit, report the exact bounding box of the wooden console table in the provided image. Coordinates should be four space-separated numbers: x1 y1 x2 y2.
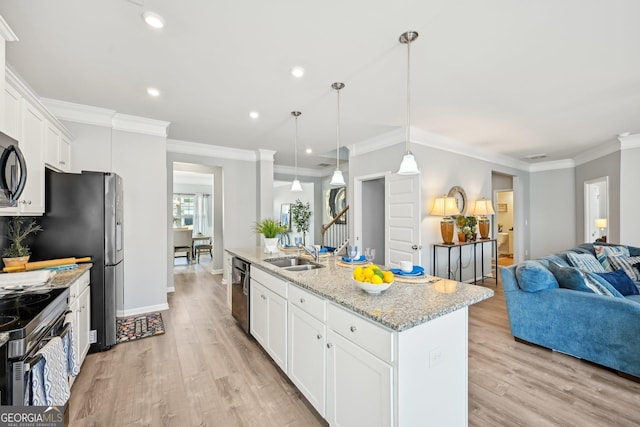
432 239 498 286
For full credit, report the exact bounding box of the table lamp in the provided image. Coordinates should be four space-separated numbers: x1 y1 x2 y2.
595 218 607 242
470 198 495 240
430 196 460 244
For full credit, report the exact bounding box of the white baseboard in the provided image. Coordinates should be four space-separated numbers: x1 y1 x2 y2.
211 268 223 275
118 303 170 318
166 286 175 293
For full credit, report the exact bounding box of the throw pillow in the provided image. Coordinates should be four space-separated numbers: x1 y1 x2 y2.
583 272 624 297
515 260 559 292
547 262 593 293
594 270 640 296
607 255 640 281
593 244 630 272
566 252 606 273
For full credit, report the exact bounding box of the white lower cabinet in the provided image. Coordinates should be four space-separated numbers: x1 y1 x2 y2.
288 303 326 416
250 278 287 372
68 270 91 386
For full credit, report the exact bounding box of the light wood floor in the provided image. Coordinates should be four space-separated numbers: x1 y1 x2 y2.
68 261 640 426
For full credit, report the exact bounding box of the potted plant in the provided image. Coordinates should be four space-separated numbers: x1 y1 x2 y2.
253 218 287 253
291 199 312 245
456 216 478 242
2 217 43 268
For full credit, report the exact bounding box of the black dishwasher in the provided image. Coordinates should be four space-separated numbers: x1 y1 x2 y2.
231 257 250 334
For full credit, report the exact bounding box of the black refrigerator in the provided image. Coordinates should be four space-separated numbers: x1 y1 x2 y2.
31 169 124 352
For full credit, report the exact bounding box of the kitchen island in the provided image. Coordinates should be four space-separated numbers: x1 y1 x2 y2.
227 247 493 427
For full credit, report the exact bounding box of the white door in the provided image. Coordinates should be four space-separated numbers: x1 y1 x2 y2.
385 174 421 267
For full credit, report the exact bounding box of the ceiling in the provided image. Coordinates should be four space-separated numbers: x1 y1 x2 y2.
1 1 639 171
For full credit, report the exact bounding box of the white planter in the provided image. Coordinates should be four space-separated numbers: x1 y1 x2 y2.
263 237 279 254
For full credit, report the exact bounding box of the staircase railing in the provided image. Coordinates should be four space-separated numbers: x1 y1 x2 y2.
322 205 349 250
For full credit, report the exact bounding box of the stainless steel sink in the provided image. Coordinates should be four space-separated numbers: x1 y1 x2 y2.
265 257 324 270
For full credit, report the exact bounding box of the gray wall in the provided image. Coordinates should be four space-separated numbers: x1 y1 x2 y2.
274 173 324 244
529 168 576 258
620 146 640 245
575 151 620 244
361 178 385 260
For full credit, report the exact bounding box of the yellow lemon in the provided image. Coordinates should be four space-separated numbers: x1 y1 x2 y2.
353 266 364 277
383 271 394 283
354 273 365 282
363 267 374 279
371 275 384 284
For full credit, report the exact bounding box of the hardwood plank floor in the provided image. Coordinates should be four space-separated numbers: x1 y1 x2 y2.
68 261 640 426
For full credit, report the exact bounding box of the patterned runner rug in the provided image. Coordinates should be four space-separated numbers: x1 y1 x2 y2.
116 312 165 343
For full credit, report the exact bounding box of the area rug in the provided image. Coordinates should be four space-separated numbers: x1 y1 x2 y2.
116 312 165 343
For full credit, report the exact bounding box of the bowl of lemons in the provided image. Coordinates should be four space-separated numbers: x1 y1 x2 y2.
352 265 394 295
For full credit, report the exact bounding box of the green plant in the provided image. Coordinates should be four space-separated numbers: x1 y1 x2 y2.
455 216 478 241
2 217 43 258
291 199 312 235
252 218 287 238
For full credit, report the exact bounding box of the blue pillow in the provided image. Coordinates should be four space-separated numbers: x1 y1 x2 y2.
595 270 640 296
547 262 593 293
515 261 559 292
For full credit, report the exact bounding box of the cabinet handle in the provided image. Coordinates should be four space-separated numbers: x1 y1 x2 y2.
261 294 267 300
19 200 32 205
350 325 357 332
326 343 333 348
316 334 322 340
59 160 66 165
300 298 305 303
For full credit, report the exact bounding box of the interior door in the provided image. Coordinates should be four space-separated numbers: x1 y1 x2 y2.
385 174 421 267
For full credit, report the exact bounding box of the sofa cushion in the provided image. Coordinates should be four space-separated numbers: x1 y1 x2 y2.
515 260 559 292
607 255 640 281
584 272 625 297
595 270 640 296
541 254 571 267
594 244 630 271
625 294 640 304
566 252 606 273
547 263 593 293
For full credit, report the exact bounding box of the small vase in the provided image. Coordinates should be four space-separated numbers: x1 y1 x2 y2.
3 255 30 269
458 232 466 243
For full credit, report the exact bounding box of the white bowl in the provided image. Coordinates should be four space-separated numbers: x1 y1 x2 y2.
353 278 392 295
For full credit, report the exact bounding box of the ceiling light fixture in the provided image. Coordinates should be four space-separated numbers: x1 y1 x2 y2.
330 82 346 186
291 111 303 192
290 66 305 78
397 31 420 175
306 148 312 154
147 87 160 97
249 111 260 119
142 11 165 29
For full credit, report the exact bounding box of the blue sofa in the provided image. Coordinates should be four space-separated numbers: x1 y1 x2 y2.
501 243 640 379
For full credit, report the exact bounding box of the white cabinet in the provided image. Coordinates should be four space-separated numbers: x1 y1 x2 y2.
326 306 393 427
287 286 326 416
4 83 21 140
19 101 45 213
45 121 71 172
68 270 91 385
250 271 287 372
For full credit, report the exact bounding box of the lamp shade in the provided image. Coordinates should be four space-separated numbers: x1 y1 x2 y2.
397 153 419 175
595 218 608 228
330 170 345 186
290 179 303 192
430 196 460 217
470 198 495 216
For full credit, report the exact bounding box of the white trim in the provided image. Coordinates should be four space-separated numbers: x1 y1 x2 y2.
211 268 223 275
167 138 256 161
574 141 620 166
166 286 175 293
112 113 170 137
619 133 640 150
41 97 115 127
257 149 276 161
528 159 575 172
274 164 328 178
0 15 18 42
118 303 169 318
349 128 404 158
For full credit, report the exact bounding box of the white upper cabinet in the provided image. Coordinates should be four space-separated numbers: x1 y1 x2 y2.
19 101 45 213
45 119 70 172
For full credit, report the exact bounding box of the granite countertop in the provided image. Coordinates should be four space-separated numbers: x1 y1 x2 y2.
227 248 493 331
48 264 92 289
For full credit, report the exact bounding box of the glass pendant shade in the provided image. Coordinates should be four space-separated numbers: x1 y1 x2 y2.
291 179 303 192
330 170 345 186
397 152 419 175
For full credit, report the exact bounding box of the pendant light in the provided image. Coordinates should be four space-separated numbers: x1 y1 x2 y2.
290 111 303 192
330 82 346 186
397 31 420 175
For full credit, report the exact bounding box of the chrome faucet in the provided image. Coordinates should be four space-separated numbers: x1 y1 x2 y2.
298 244 320 262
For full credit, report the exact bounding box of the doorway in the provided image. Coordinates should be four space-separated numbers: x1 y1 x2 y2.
584 177 609 243
495 190 514 266
361 178 385 264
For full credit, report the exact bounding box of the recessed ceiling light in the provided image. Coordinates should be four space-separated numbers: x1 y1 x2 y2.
305 148 312 154
523 153 547 160
147 87 160 97
142 11 165 29
249 111 260 119
290 66 305 78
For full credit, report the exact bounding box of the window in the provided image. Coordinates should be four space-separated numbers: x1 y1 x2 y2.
173 193 195 228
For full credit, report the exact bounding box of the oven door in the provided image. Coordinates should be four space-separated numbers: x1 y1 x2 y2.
0 131 27 208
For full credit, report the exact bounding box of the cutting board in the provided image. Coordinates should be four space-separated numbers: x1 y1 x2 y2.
2 257 91 273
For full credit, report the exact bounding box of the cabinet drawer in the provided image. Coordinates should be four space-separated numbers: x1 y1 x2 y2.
327 303 394 364
251 267 287 298
69 271 90 302
289 284 325 321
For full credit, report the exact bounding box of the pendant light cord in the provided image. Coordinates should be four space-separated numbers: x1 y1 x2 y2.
336 87 341 170
294 114 299 178
406 33 411 154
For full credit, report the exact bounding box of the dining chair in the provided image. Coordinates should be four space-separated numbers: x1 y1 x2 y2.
194 237 213 262
173 228 193 263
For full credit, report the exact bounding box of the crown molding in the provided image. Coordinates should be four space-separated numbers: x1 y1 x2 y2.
257 149 276 161
528 159 575 172
112 113 169 137
619 133 640 150
574 140 620 166
167 139 256 162
0 16 18 42
274 164 327 178
348 128 404 158
41 98 115 127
